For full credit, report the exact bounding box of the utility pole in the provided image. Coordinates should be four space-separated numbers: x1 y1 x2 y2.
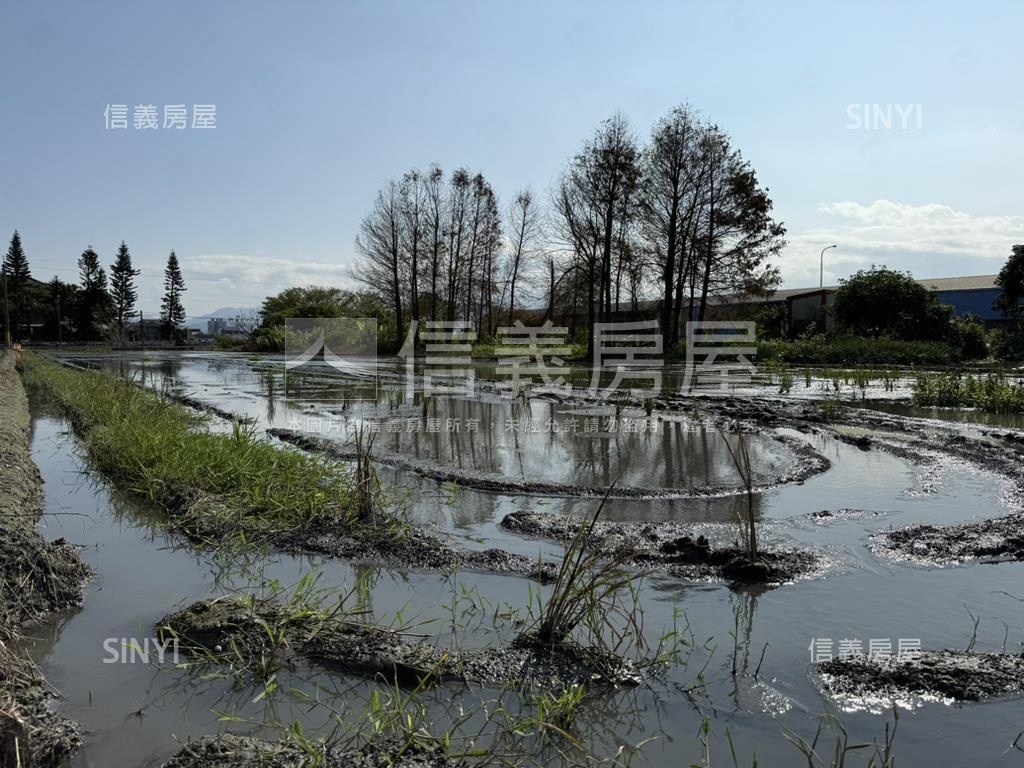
56 294 63 346
139 310 145 352
2 273 10 348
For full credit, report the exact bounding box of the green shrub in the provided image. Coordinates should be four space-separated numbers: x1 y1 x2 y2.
912 372 1024 412
832 267 953 341
952 316 989 360
989 325 1024 361
756 336 958 366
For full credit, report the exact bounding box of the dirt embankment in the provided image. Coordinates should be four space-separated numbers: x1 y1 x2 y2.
0 351 91 767
163 732 455 768
160 598 641 692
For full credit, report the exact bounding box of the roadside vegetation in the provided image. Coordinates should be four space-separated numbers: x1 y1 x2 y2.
757 336 960 366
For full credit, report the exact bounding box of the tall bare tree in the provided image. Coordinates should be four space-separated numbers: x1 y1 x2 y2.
355 181 405 335
399 170 426 322
643 105 703 347
554 113 639 356
423 165 446 320
445 169 472 320
502 189 542 325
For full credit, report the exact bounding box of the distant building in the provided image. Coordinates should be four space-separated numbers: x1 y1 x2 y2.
786 289 837 335
125 318 164 342
781 274 1004 334
511 273 1009 338
916 275 1004 322
208 316 249 337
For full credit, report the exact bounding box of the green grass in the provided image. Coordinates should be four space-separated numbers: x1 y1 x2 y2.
912 372 1024 412
23 352 366 544
757 336 959 366
470 340 587 361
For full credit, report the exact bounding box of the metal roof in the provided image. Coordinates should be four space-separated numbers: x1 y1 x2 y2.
729 274 1000 304
914 274 999 292
604 275 1001 312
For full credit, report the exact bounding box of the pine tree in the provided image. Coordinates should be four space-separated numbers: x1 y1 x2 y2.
2 231 31 285
109 240 141 335
160 250 187 339
76 246 112 340
3 230 33 338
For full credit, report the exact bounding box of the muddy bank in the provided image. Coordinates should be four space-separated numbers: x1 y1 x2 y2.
163 732 454 768
500 511 823 586
871 516 1024 565
268 427 831 500
0 351 91 767
160 598 641 690
174 392 256 425
274 516 558 583
817 650 1024 705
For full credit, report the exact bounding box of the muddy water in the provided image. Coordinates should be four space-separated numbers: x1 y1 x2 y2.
25 352 1024 766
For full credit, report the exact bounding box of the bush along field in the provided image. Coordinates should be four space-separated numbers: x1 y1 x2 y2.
912 372 1024 413
754 336 961 366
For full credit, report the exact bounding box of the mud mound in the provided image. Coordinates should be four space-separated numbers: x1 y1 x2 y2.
0 530 92 632
0 643 82 768
501 511 823 587
276 519 559 582
872 516 1024 565
817 650 1024 704
160 598 641 691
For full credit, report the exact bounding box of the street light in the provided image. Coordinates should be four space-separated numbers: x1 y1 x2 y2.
819 244 837 289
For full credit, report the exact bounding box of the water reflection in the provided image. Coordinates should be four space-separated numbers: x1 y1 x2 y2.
62 353 800 494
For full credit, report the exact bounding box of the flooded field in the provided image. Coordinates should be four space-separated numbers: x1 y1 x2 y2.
19 351 1024 766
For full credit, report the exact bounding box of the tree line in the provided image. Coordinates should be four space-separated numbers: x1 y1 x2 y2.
0 231 188 343
353 105 786 354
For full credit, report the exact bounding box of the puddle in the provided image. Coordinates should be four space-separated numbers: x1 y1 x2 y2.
20 353 1024 766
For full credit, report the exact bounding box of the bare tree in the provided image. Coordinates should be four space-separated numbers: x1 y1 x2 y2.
554 113 640 356
502 189 542 325
423 165 446 320
399 169 426 322
643 104 703 348
355 181 405 335
445 169 472 320
641 107 784 346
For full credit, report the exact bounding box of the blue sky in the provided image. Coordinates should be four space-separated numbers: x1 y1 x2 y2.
2 0 1022 315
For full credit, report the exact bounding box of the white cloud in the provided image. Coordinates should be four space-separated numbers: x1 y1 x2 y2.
171 253 358 313
781 200 1024 287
